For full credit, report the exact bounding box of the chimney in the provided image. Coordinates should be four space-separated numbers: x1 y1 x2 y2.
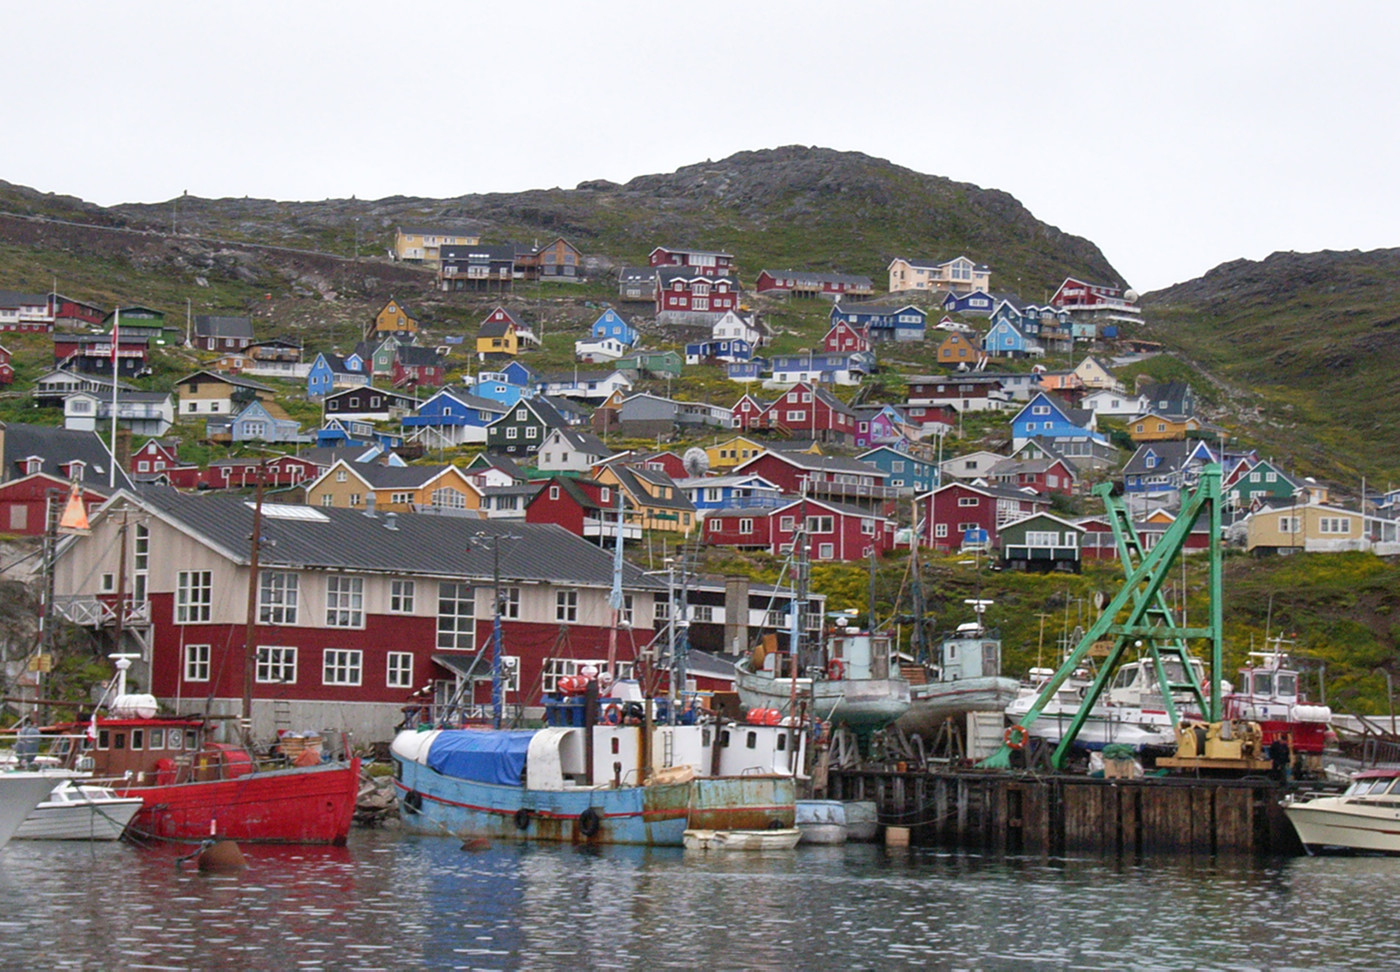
115 427 133 473
364 493 377 517
384 512 398 531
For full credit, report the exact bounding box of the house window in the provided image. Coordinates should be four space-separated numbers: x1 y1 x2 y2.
556 589 579 623
321 494 334 507
862 518 875 535
549 484 560 500
1032 405 1051 416
176 571 212 623
506 427 518 439
892 461 905 472
739 518 753 534
935 524 948 539
256 646 297 684
1320 517 1351 535
387 652 413 689
184 644 211 682
1025 531 1059 547
779 516 796 532
259 572 299 625
336 470 348 483
432 487 466 509
391 491 413 505
323 649 362 686
101 573 115 593
437 582 475 650
326 575 364 627
1265 472 1277 483
391 580 416 614
502 587 521 619
1278 516 1299 534
818 543 835 560
958 497 980 507
516 408 527 421
806 516 834 534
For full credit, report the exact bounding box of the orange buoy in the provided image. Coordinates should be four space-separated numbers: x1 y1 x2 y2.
197 839 247 872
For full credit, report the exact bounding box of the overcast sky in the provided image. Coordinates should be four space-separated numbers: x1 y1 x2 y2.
4 1 1396 291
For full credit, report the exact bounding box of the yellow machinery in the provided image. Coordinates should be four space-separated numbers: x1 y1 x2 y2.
1156 719 1274 771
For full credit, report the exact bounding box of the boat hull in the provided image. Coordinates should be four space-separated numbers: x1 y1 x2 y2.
683 827 801 851
1006 706 1177 751
894 677 1021 736
1284 799 1400 854
734 667 910 730
15 784 143 841
0 774 59 849
118 759 361 844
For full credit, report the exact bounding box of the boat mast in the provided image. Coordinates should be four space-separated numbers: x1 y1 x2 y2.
908 498 927 665
605 491 624 681
241 467 265 743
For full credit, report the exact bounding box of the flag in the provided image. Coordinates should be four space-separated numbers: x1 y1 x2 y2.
111 307 120 372
86 711 98 741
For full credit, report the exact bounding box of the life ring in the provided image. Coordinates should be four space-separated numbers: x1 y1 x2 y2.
602 704 622 726
514 808 532 830
578 807 601 838
1004 725 1031 750
828 659 845 681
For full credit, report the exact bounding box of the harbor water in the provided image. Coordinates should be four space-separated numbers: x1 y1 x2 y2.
2 831 1396 970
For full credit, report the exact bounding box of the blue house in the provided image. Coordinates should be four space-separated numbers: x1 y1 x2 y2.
942 290 996 316
858 444 938 495
1011 392 1107 450
981 318 1043 359
228 400 311 444
685 339 754 364
306 352 369 398
591 309 638 348
471 371 531 408
675 473 785 515
728 359 767 382
770 351 875 385
500 360 540 387
317 417 384 448
401 385 508 446
830 302 927 342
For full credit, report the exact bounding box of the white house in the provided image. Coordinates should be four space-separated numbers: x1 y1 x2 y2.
712 310 763 346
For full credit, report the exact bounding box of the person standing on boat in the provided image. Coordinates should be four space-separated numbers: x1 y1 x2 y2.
15 718 40 768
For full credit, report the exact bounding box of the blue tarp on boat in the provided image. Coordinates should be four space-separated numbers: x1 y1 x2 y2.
426 730 536 786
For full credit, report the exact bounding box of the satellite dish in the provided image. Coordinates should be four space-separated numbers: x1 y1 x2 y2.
683 447 710 478
1124 289 1139 303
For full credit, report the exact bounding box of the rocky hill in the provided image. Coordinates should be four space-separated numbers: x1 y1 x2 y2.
3 147 1123 298
1143 249 1400 483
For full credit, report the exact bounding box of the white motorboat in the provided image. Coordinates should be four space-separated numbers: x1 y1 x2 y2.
795 799 847 844
0 773 62 850
683 827 802 851
894 616 1020 738
14 780 144 841
1283 769 1400 854
1005 655 1206 752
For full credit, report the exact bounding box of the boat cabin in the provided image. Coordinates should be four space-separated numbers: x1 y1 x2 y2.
826 623 894 680
936 623 1003 682
1105 657 1205 707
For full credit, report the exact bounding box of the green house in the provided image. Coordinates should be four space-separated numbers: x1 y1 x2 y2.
615 349 682 378
1224 459 1296 510
999 512 1083 573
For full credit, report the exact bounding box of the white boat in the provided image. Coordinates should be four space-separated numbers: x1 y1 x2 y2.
0 773 61 850
795 799 847 844
1005 655 1206 752
894 617 1020 737
1225 646 1333 757
683 827 802 851
1284 769 1400 854
14 780 144 841
734 620 911 732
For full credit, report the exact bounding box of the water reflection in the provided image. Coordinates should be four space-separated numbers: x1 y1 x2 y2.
0 834 1396 970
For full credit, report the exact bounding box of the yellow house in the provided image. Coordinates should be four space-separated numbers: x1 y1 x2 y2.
475 307 522 356
1072 355 1122 392
593 463 695 534
306 460 482 513
1129 411 1202 442
395 227 481 267
887 255 991 294
368 298 419 341
173 369 275 417
1245 503 1378 554
936 332 979 366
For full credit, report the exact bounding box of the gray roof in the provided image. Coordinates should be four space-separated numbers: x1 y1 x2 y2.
760 269 873 287
610 464 695 512
473 453 527 481
1 422 133 490
0 290 48 308
396 345 443 367
655 267 738 286
551 428 612 457
332 462 463 489
833 302 924 316
114 487 664 590
1122 440 1195 476
193 315 254 340
745 451 884 476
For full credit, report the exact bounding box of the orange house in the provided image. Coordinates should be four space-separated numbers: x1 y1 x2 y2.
936 332 979 366
1129 411 1202 442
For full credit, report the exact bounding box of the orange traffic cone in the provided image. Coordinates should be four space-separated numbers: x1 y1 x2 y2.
57 483 90 535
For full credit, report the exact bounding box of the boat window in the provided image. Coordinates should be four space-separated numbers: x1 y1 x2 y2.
702 728 711 747
1387 778 1400 794
719 730 731 748
131 729 144 750
1253 673 1274 696
114 733 126 750
1360 779 1389 795
1276 673 1297 697
610 738 620 755
184 730 198 750
170 730 183 752
98 730 109 750
777 735 787 751
1111 668 1136 691
746 731 757 750
149 729 165 750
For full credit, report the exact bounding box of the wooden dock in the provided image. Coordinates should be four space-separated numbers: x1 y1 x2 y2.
827 769 1304 855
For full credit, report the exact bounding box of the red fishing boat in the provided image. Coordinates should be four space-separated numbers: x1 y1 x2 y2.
49 668 360 845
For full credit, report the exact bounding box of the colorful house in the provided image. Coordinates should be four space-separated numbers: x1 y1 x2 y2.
887 256 991 295
592 463 697 535
391 345 446 389
830 303 926 342
705 434 773 469
655 270 740 322
1128 411 1203 443
732 450 894 513
754 270 873 299
757 382 859 443
401 387 508 446
589 309 638 348
936 331 980 367
306 352 369 398
916 481 1051 552
395 227 481 265
475 307 527 357
999 512 1084 573
305 459 481 513
524 478 639 543
368 298 419 340
941 290 996 316
981 318 1043 359
706 497 895 562
858 445 938 495
821 319 870 354
1010 392 1103 450
648 246 736 277
675 473 785 516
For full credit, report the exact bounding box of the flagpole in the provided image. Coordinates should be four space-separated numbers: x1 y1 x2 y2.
109 307 120 489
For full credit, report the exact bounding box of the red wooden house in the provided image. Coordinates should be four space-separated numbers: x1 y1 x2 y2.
901 403 957 432
821 320 870 354
917 481 1050 552
754 270 874 298
986 456 1078 497
391 346 446 389
622 450 687 480
129 439 187 482
50 294 106 329
731 449 895 514
648 247 736 277
0 473 111 535
1076 516 1117 560
758 382 858 442
706 497 894 562
524 478 622 540
730 393 770 431
655 270 739 317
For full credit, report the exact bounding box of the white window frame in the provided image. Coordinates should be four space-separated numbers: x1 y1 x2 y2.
184 644 211 682
437 581 475 650
391 579 416 614
326 575 364 628
556 588 579 623
323 648 363 686
258 571 299 625
386 651 414 689
256 646 297 684
176 570 212 623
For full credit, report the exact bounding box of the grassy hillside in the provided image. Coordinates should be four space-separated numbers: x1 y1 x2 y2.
1143 249 1400 484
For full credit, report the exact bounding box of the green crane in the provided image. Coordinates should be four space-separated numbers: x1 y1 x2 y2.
981 463 1224 770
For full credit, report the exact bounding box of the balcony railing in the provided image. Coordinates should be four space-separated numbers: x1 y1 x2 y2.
54 595 150 627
